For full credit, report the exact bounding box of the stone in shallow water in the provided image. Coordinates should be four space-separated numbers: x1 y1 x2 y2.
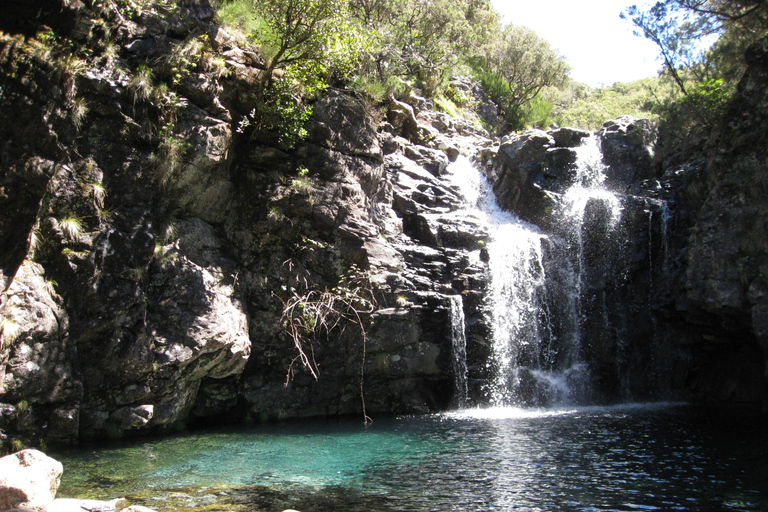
0 449 62 512
51 497 130 512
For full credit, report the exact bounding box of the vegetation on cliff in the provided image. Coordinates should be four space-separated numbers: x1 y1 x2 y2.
624 0 768 140
213 0 572 135
625 0 768 262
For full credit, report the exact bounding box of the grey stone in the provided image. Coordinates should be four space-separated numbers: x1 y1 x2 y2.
0 450 62 512
598 115 655 192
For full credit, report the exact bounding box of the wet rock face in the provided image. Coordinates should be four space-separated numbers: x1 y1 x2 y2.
481 127 591 229
480 118 712 404
484 119 655 228
485 129 556 227
673 37 768 404
598 115 656 192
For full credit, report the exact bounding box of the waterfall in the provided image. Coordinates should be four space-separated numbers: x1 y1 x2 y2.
659 198 672 274
442 128 648 408
441 129 681 408
550 134 624 402
485 221 550 406
449 295 468 408
446 157 565 407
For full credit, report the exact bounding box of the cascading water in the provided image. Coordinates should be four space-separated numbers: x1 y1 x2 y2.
446 157 567 407
551 134 625 401
449 294 468 408
560 135 623 257
445 133 629 408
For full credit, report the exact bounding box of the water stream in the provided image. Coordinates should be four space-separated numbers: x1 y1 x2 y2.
449 294 468 408
446 156 556 407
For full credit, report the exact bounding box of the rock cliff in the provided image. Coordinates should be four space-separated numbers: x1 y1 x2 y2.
665 37 768 404
0 0 494 445
1 0 767 448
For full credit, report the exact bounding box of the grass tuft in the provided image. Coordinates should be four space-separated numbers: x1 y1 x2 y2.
59 215 83 241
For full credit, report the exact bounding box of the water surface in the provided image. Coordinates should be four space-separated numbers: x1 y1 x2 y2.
54 404 768 511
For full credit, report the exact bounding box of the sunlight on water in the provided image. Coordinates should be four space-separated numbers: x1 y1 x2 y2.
444 401 688 420
54 405 768 512
446 406 578 420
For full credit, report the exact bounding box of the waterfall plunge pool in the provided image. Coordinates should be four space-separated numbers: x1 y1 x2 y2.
53 403 768 512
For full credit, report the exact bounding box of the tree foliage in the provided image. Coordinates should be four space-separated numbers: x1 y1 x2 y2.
622 0 768 160
549 77 680 130
250 0 365 92
349 0 499 95
473 25 570 130
217 0 573 135
217 0 366 148
623 0 768 94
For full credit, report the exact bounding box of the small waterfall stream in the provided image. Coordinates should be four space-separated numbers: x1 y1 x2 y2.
449 295 468 408
446 157 561 407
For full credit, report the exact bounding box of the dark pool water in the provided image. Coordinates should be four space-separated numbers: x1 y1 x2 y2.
52 403 768 511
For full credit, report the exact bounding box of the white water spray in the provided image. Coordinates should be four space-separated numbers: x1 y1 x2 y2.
449 132 628 407
447 157 556 406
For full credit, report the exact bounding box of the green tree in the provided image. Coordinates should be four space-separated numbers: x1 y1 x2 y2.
349 0 499 95
230 0 365 149
622 0 768 159
474 24 570 130
623 0 768 94
250 0 365 93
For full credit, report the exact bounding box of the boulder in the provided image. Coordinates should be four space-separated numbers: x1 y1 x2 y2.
449 76 500 129
0 449 62 512
306 89 382 161
0 262 74 405
436 138 461 162
548 127 590 148
403 145 449 177
0 262 80 443
485 129 557 227
143 218 251 427
110 405 154 430
401 90 432 114
386 100 420 141
598 115 655 191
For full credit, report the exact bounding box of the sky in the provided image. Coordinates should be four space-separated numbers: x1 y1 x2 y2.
490 0 660 87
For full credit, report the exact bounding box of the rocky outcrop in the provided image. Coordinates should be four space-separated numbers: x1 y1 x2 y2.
0 0 496 444
667 37 768 404
0 449 156 512
480 123 658 230
598 115 656 192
